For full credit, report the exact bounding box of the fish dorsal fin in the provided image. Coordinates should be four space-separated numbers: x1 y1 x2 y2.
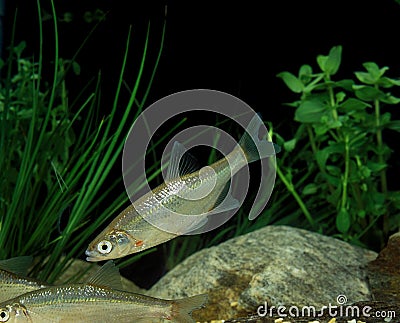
165 141 199 182
0 256 33 276
87 261 123 290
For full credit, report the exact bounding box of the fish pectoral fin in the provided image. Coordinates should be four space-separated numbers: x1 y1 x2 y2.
164 141 200 182
25 308 63 322
86 260 123 290
183 215 208 234
182 192 240 235
162 212 208 235
0 256 33 276
208 191 240 215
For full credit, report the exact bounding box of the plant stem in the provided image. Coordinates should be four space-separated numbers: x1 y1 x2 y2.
306 126 335 194
302 74 324 98
306 125 318 155
325 74 339 122
374 91 387 195
276 163 316 229
341 134 350 210
374 85 388 236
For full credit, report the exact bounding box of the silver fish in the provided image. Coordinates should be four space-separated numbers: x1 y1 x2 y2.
0 256 47 303
85 115 277 261
0 261 207 323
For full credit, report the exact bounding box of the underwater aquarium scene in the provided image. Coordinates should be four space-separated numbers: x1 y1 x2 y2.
1 0 400 322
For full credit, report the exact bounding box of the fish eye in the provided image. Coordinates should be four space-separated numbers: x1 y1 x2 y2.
0 309 10 322
97 240 113 254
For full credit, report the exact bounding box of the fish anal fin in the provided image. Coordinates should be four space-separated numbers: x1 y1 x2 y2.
86 260 123 290
171 294 208 323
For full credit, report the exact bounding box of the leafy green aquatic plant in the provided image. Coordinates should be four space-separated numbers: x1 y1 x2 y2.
0 0 166 282
276 46 400 247
163 46 400 269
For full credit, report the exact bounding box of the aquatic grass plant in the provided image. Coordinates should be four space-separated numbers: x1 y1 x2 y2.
0 0 167 282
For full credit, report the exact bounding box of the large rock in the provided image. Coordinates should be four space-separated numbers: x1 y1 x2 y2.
149 225 377 321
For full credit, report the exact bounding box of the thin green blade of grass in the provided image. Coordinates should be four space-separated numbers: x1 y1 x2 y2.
0 1 52 254
42 24 167 282
138 18 166 109
2 3 179 283
0 11 18 189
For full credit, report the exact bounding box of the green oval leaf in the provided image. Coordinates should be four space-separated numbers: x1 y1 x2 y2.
380 94 400 104
325 46 342 75
315 142 345 169
340 98 371 111
277 72 304 93
354 85 385 101
379 76 400 88
336 92 346 103
317 46 343 75
299 64 313 83
302 183 318 195
355 71 376 85
336 79 355 91
317 54 328 73
294 99 328 123
386 120 400 132
356 62 390 85
366 161 387 172
283 138 297 152
363 62 388 79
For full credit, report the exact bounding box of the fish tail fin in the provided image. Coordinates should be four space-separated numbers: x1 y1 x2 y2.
171 293 208 322
238 114 279 163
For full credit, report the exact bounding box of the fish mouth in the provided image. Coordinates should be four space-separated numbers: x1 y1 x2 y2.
85 249 101 262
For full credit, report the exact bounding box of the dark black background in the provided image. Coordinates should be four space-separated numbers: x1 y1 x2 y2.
5 0 400 124
4 0 400 287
